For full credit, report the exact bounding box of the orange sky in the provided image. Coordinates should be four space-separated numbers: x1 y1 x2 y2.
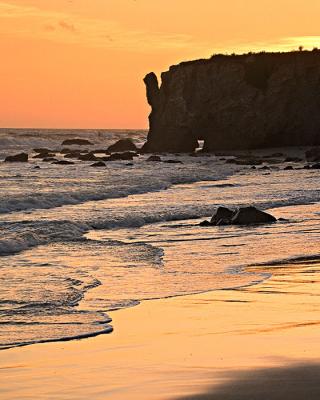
0 0 319 128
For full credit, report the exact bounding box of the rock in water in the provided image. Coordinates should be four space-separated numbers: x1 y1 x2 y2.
199 220 212 227
231 206 277 225
5 153 28 162
210 207 235 225
146 155 162 162
107 139 137 153
78 152 98 161
52 160 75 165
142 51 320 153
90 161 106 167
164 159 183 164
106 152 135 161
61 139 93 146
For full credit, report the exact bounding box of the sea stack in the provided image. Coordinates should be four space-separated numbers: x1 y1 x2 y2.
142 50 320 153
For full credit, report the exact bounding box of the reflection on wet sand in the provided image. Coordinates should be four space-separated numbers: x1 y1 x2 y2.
1 258 320 399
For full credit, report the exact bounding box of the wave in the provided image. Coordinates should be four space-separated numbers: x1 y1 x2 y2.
0 198 314 257
0 180 172 214
0 309 113 350
0 221 88 255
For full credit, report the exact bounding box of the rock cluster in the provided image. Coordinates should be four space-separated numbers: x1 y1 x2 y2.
200 206 277 226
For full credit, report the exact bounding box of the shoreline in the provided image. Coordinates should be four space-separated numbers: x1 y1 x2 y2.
1 257 320 399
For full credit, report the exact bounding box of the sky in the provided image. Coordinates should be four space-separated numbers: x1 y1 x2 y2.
0 0 319 129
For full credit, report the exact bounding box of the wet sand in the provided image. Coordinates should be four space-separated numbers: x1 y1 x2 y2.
1 258 320 399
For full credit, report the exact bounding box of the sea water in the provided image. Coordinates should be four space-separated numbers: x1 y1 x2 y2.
0 129 319 349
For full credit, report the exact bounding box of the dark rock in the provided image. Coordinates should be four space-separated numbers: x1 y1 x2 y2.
164 159 183 164
200 206 277 227
33 148 54 154
147 155 162 162
210 207 235 225
251 166 257 169
232 206 277 225
259 165 270 170
284 165 294 170
311 163 320 169
303 164 311 169
199 220 212 227
216 218 232 226
78 152 99 161
107 152 135 161
107 139 137 153
42 157 57 162
33 165 41 169
64 151 82 159
61 138 93 146
126 163 134 166
33 152 55 159
5 153 28 162
143 51 320 153
90 161 106 167
52 160 75 165
60 148 72 154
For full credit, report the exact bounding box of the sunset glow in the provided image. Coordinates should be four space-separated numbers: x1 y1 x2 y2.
1 0 319 128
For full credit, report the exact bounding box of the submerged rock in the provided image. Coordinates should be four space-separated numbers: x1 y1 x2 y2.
5 153 28 162
147 155 162 162
107 139 137 153
33 152 55 159
199 220 212 227
52 160 75 165
90 161 106 167
42 157 57 162
64 152 82 159
164 159 183 164
106 152 135 161
61 138 93 146
33 148 54 154
78 152 99 161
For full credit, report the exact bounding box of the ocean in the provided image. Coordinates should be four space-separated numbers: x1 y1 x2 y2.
0 128 319 349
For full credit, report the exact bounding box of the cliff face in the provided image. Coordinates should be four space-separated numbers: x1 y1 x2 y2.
143 51 320 152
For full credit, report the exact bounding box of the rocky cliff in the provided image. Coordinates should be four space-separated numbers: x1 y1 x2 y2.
143 50 320 152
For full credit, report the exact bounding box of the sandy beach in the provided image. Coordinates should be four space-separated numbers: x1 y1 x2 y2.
1 257 320 399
